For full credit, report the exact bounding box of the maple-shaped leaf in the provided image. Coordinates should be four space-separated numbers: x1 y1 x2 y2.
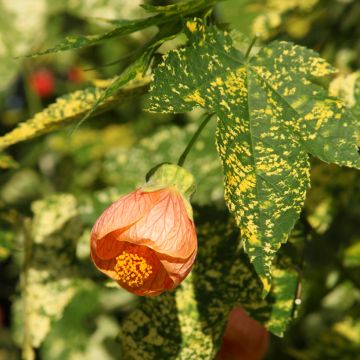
148 18 360 294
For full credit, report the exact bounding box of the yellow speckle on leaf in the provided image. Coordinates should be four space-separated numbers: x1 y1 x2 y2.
309 57 335 77
261 276 271 295
329 72 360 107
185 90 206 107
249 233 261 246
144 328 164 346
0 77 150 151
186 20 197 33
238 173 256 193
220 99 231 111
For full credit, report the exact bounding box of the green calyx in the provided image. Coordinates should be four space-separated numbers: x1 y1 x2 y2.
143 163 196 199
142 164 196 220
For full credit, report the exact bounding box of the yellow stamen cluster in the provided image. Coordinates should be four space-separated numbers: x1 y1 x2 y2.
114 251 152 287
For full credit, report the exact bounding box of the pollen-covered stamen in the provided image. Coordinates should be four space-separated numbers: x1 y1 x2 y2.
114 251 152 287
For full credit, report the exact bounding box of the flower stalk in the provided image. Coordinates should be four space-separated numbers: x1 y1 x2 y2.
245 35 258 60
177 112 214 167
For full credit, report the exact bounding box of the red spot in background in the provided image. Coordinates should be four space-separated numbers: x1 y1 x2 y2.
68 66 84 84
29 68 55 98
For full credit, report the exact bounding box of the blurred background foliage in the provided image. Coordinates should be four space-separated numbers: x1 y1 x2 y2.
0 0 360 359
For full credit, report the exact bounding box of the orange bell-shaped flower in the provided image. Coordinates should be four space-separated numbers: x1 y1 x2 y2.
90 164 197 296
216 306 269 360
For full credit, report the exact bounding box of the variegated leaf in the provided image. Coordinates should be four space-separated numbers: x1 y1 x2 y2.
0 77 150 151
15 195 83 355
148 18 360 293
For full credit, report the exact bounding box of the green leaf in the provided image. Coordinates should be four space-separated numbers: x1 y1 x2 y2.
354 74 360 120
31 194 79 244
28 14 165 56
344 241 360 268
0 169 42 205
0 153 18 169
292 315 360 359
28 24 177 136
329 71 360 128
14 195 84 352
120 208 298 359
29 0 219 56
73 49 153 132
263 267 298 335
0 77 150 151
41 283 133 360
41 287 103 360
148 18 360 294
141 0 222 14
0 229 13 260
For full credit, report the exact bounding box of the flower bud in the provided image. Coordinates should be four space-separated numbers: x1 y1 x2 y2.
216 306 269 360
90 164 197 296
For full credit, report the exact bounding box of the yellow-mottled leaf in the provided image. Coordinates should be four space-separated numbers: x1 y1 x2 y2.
15 195 83 353
148 18 360 294
330 71 360 124
0 77 150 151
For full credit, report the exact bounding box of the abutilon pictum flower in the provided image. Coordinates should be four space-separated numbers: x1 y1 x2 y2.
90 164 197 296
216 306 269 360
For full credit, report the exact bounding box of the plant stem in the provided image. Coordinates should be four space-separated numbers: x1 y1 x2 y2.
245 35 258 60
177 113 214 167
291 212 311 318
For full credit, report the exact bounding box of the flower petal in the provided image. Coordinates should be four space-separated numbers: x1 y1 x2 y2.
91 189 162 242
157 248 197 287
217 306 269 360
118 189 197 259
120 266 174 296
91 231 125 259
90 249 119 281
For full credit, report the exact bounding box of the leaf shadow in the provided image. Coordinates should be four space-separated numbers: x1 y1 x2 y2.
190 205 272 354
